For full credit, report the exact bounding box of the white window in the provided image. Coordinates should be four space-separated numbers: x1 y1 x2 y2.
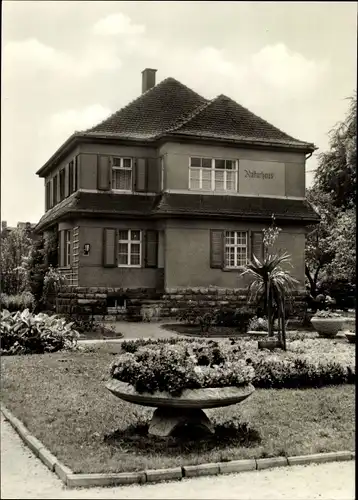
118 230 141 267
189 157 237 192
225 231 248 268
64 230 72 267
112 158 132 191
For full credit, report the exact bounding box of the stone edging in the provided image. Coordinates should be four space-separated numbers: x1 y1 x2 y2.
1 404 355 489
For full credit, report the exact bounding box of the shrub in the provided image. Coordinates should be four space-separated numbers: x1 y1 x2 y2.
0 292 35 312
114 337 355 393
215 307 255 331
0 309 79 355
248 316 269 331
177 304 255 333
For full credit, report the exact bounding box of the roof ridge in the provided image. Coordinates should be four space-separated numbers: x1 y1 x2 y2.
214 94 307 144
83 78 172 133
164 96 213 134
84 77 206 134
166 94 226 135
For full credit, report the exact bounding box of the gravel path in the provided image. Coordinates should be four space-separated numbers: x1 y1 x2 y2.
1 415 354 500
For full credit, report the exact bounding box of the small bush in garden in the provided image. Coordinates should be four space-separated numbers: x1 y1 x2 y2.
215 307 255 331
0 309 79 355
0 292 35 312
176 304 216 332
177 304 255 333
248 316 269 332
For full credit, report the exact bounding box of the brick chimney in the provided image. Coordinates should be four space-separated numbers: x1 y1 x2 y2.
142 68 157 93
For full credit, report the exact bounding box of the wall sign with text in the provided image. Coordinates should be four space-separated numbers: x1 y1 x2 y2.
239 160 285 196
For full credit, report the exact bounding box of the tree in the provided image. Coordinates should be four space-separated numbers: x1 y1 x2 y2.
0 228 33 295
305 188 337 297
305 92 356 299
314 93 356 210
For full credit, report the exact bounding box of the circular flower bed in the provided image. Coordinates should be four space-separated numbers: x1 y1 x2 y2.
110 337 355 393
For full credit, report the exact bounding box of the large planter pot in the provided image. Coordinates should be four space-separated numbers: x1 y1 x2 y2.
311 317 344 338
343 317 356 332
106 379 254 437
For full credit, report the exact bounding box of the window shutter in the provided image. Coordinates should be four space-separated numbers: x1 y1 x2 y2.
64 164 69 198
251 231 264 262
210 230 224 268
146 158 160 192
103 228 117 267
145 230 158 268
134 158 147 192
45 182 49 210
56 173 60 204
74 156 78 191
49 179 53 208
52 175 57 206
59 230 65 267
97 155 111 191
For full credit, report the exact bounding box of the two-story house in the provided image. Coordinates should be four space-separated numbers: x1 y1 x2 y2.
35 68 319 316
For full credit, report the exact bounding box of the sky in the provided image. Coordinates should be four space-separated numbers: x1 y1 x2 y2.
1 1 357 226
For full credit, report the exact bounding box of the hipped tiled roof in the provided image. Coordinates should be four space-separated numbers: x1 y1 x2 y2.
85 78 314 150
35 192 319 231
37 75 316 176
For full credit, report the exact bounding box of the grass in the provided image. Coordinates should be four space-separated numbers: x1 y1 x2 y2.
1 346 355 474
164 323 317 338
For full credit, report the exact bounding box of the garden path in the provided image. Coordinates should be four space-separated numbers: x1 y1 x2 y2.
1 415 354 500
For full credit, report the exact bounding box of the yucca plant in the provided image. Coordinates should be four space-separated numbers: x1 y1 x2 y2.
240 217 299 350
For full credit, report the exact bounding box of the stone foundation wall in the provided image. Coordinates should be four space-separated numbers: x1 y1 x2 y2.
161 287 308 318
56 286 308 321
56 287 162 321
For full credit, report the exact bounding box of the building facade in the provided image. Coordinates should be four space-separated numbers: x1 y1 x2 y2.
35 68 319 317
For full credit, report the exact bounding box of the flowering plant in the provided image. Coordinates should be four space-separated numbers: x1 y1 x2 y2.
313 310 343 318
111 340 255 396
113 337 355 393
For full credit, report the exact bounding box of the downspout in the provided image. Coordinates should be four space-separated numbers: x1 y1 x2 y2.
306 152 313 160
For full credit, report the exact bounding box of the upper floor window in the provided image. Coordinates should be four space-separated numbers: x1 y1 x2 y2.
118 229 141 267
225 231 247 268
112 158 132 191
189 157 238 192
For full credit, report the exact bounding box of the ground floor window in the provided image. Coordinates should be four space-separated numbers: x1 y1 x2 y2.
224 231 248 268
118 230 141 267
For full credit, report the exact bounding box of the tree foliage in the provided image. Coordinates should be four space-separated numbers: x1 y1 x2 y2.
0 228 33 295
314 93 356 210
305 93 356 298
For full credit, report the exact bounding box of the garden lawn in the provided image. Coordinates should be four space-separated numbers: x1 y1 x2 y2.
163 324 316 338
1 346 355 474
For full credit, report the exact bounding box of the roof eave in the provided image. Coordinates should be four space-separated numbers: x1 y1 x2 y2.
36 133 161 178
163 133 316 153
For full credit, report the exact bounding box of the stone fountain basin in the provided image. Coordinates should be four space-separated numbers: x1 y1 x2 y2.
106 379 255 409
